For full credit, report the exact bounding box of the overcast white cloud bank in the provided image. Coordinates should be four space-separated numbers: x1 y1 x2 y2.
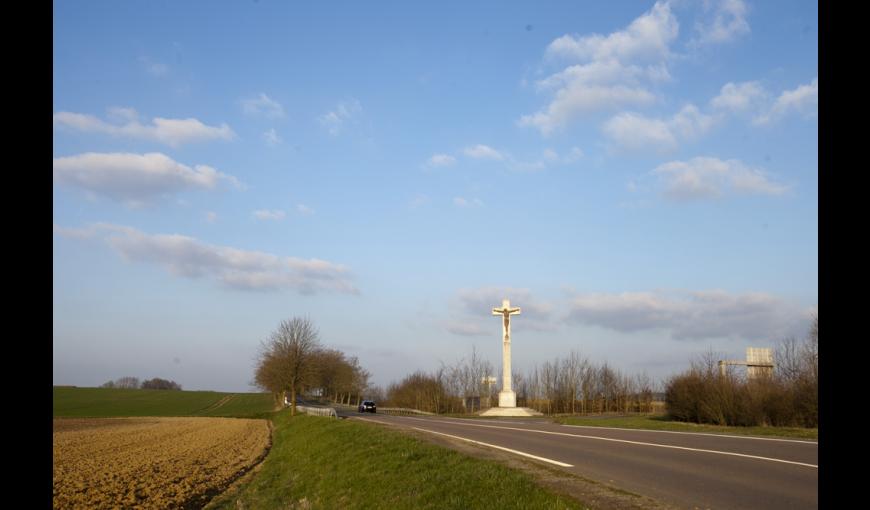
754 78 818 125
241 93 285 118
566 289 808 341
53 109 235 147
53 152 242 205
520 1 677 134
54 223 358 294
652 157 789 200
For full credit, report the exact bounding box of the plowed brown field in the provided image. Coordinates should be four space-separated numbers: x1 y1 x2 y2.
53 417 271 509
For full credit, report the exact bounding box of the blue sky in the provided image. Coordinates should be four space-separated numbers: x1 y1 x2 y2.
53 0 818 392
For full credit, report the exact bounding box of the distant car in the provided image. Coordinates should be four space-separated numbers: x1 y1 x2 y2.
358 400 377 413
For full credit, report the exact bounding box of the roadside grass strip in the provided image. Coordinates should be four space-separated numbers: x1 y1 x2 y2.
205 411 588 510
400 417 818 469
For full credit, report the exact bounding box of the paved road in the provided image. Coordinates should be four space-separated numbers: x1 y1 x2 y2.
347 413 818 510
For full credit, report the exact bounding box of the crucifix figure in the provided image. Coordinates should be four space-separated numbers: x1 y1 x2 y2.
492 298 520 408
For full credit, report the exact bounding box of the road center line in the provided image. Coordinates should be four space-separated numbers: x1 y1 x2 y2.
355 417 573 467
559 424 817 444
397 416 818 469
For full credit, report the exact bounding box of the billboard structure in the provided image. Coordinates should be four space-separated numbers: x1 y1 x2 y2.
718 347 774 379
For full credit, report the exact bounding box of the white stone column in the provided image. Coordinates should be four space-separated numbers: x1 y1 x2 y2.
494 299 518 408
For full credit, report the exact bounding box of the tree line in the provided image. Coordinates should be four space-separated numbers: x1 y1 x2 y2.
254 317 371 415
101 377 182 390
376 347 659 415
666 314 818 428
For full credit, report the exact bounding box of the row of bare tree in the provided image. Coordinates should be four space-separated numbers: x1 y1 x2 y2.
378 348 659 415
254 317 371 415
666 314 818 427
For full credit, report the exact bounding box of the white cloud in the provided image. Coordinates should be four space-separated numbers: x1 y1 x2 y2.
754 78 818 125
446 321 490 337
603 104 714 153
54 223 358 294
449 287 555 334
296 204 315 216
508 160 546 172
463 144 504 160
139 56 168 76
692 0 750 46
409 194 430 208
710 81 766 113
543 148 559 162
652 157 790 200
318 99 362 135
263 128 282 146
521 2 678 134
520 85 656 136
53 223 102 240
53 152 241 205
427 154 456 167
453 197 484 208
565 147 584 162
253 209 286 221
565 289 802 341
53 109 235 147
107 107 139 122
545 2 678 63
242 93 285 119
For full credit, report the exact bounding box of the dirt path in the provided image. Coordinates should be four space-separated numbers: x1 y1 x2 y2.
199 394 235 413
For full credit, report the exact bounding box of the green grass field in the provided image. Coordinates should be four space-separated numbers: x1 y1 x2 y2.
206 412 588 510
553 414 818 440
52 386 276 418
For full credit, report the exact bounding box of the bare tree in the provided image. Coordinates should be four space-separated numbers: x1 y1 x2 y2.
775 336 803 383
254 317 321 416
114 377 140 389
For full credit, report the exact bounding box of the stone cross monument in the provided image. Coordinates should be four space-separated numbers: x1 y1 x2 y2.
492 299 520 408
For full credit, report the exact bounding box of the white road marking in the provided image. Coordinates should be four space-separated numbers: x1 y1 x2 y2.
560 424 818 444
393 416 818 469
410 427 574 467
355 416 573 467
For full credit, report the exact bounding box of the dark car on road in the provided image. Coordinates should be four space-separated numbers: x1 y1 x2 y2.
358 400 377 413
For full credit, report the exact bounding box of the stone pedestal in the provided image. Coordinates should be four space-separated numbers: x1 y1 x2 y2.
479 406 544 417
498 390 516 408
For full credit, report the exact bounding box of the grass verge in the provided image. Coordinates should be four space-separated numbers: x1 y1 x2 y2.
206 411 589 510
553 414 817 440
